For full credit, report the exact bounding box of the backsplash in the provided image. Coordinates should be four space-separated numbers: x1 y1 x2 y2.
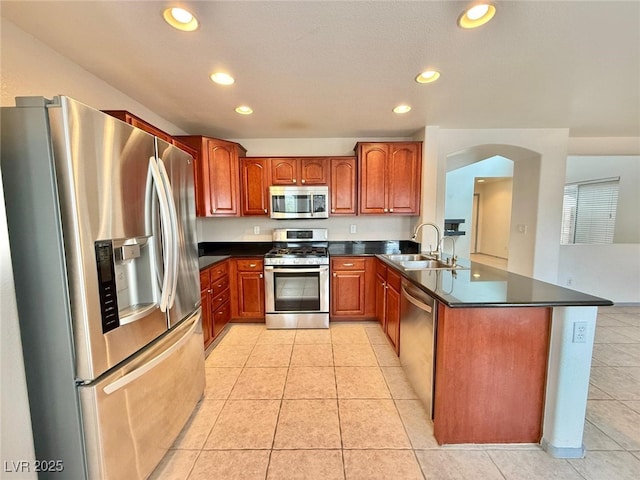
197 215 416 242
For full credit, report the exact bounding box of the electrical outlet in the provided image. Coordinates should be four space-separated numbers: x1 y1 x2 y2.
350 224 357 234
253 226 260 235
572 321 588 343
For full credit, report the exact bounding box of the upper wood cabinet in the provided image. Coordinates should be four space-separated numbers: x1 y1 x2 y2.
271 157 329 185
102 110 196 158
330 157 357 215
177 136 247 217
241 158 271 216
356 142 422 215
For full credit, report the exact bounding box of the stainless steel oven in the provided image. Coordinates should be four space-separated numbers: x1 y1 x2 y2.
264 228 330 329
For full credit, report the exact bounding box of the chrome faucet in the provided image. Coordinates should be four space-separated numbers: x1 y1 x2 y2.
439 235 457 266
411 222 441 258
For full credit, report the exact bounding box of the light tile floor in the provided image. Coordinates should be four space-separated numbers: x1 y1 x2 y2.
151 306 640 479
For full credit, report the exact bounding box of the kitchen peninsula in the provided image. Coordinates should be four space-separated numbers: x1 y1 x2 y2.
199 240 611 458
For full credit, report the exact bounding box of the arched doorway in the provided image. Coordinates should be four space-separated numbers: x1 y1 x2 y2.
444 144 542 275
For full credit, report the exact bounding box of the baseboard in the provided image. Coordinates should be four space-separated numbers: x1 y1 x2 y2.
540 438 585 458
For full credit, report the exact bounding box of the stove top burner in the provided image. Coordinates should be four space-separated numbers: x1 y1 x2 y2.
266 246 328 258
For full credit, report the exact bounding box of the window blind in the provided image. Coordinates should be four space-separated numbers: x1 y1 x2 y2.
561 178 619 244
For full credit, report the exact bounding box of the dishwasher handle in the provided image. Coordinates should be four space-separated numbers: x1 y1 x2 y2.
401 285 433 314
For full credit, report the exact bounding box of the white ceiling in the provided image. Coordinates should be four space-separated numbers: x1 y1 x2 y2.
2 1 639 139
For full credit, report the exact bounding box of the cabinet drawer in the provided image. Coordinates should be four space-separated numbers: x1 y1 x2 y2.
331 257 366 271
210 261 229 282
199 270 210 290
211 274 229 296
212 288 230 310
236 258 264 271
386 268 402 291
213 300 231 324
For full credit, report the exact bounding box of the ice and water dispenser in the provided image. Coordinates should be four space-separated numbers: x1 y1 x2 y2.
95 236 156 333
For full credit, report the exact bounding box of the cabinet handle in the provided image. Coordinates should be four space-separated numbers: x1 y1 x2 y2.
249 263 257 268
390 208 394 212
301 179 306 184
292 178 296 183
333 273 337 277
343 263 354 267
331 208 335 212
383 208 388 212
259 274 263 279
218 283 223 288
264 209 268 213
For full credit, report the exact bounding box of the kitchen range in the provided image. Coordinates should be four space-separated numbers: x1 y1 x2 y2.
1 96 204 479
264 228 330 329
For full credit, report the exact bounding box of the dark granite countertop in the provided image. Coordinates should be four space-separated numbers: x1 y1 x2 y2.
199 255 231 270
197 240 611 308
376 256 613 308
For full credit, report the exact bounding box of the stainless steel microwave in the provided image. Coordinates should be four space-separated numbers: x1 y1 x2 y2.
269 186 329 219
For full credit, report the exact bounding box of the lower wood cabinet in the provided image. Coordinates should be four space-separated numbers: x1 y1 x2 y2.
230 258 265 321
374 259 401 353
330 257 375 320
200 260 230 348
433 305 551 444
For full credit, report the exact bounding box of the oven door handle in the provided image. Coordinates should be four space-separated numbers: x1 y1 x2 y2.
264 265 329 274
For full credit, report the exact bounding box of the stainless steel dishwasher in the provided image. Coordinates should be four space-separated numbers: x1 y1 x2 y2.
399 278 437 418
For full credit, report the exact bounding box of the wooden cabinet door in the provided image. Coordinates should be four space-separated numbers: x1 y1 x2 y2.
331 270 366 316
236 272 265 318
384 268 401 352
358 143 389 214
241 158 270 215
330 157 356 215
300 158 328 185
231 258 265 319
388 143 421 214
375 273 387 329
271 158 298 185
201 287 213 348
204 139 240 216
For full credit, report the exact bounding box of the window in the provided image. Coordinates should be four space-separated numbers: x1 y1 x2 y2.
561 178 620 244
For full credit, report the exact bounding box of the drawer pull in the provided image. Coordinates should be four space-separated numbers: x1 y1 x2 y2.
249 263 257 268
343 263 354 267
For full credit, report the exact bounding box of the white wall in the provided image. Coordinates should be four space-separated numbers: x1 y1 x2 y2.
444 156 513 259
0 174 37 479
557 150 640 303
0 18 187 135
565 155 640 244
427 128 569 282
477 178 513 258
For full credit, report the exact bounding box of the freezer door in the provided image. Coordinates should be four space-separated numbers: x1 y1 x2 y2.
45 97 169 381
157 140 200 327
79 309 205 480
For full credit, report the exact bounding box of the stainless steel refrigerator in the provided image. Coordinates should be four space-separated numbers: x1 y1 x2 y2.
1 96 205 479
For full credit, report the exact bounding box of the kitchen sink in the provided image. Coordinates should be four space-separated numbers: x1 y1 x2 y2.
382 254 466 271
384 254 434 262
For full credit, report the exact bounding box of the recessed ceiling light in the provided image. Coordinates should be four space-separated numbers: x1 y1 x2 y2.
393 105 411 114
210 72 235 85
163 7 199 32
458 3 496 29
477 179 485 183
235 106 253 115
415 70 441 84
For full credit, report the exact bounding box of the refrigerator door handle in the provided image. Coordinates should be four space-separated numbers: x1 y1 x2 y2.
102 313 199 395
148 156 173 312
157 158 180 309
